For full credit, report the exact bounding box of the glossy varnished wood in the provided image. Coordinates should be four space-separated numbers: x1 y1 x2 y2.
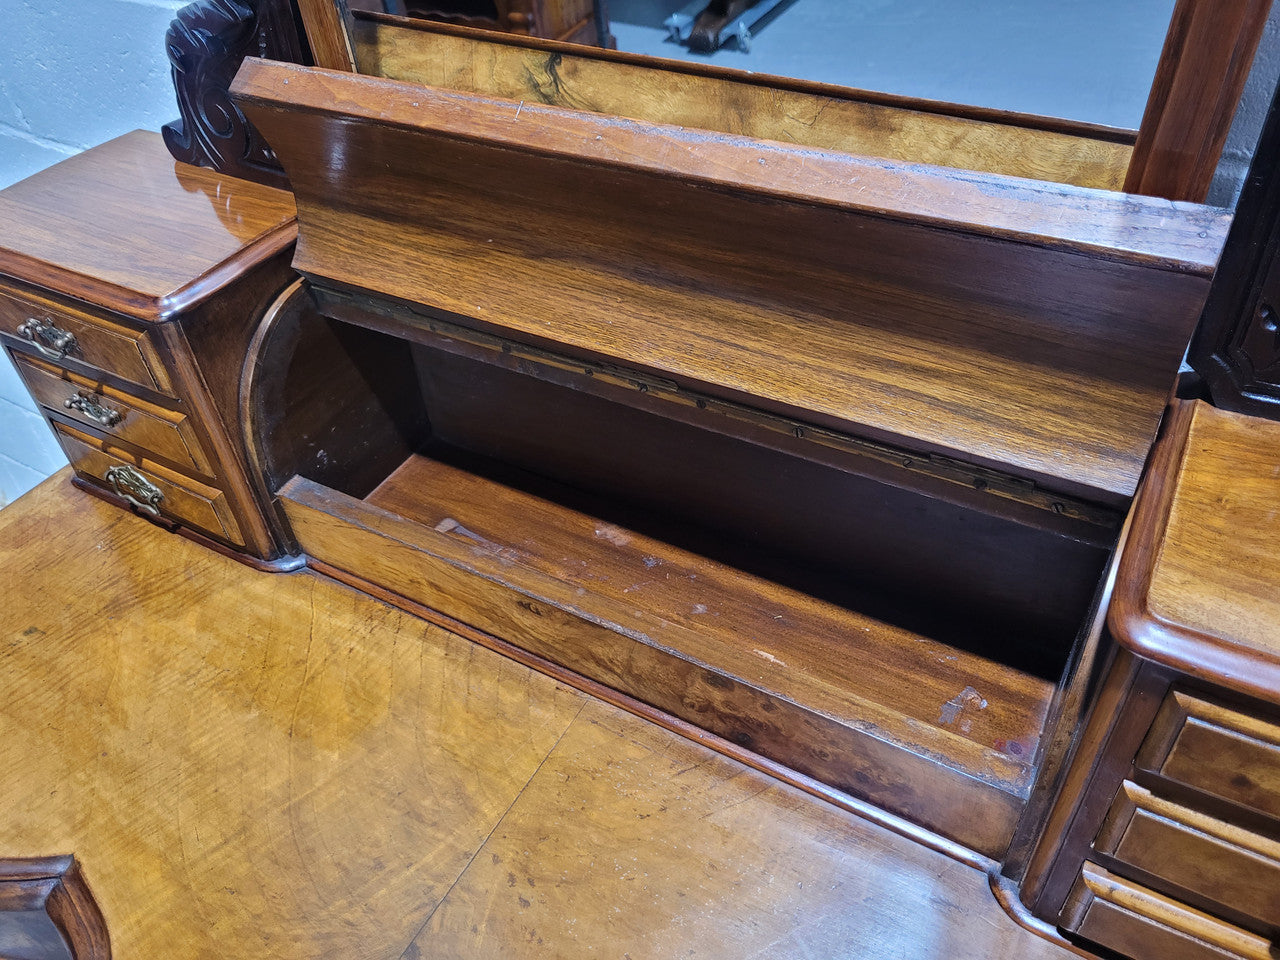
1124 0 1272 203
0 474 1080 959
0 131 295 323
232 59 1225 503
1110 401 1280 704
352 15 1135 190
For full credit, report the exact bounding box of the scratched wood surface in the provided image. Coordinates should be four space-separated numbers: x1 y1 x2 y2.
232 60 1225 504
352 15 1135 190
0 473 1082 958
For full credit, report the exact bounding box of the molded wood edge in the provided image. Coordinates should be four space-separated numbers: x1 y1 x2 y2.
279 473 1030 857
229 58 1227 273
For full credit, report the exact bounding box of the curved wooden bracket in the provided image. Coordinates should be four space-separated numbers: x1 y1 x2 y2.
0 856 110 960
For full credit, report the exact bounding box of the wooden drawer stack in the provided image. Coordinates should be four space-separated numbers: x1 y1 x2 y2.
1025 402 1280 960
0 131 298 563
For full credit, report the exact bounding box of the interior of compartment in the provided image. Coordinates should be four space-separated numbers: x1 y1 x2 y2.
262 310 1114 686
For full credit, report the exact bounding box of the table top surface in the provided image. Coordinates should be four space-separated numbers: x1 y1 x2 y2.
1111 400 1280 703
0 471 1075 959
0 131 297 322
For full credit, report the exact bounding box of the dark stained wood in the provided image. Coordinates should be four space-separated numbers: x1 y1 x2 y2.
1124 0 1272 203
0 130 296 323
351 15 1136 190
0 857 109 960
163 0 312 189
232 59 1225 505
0 473 1080 959
1109 401 1280 705
278 452 1053 857
1188 77 1280 417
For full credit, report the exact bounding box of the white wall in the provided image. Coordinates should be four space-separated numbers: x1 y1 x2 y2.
0 0 185 506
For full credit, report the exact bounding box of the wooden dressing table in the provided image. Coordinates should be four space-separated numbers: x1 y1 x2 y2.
4 3 1280 956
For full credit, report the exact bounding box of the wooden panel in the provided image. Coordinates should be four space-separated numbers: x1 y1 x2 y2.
14 353 212 475
279 459 1051 857
53 421 243 546
0 475 1080 960
0 131 296 322
1138 691 1280 822
0 287 172 395
1110 402 1280 705
352 15 1135 190
1125 0 1272 202
1095 782 1280 930
1063 865 1273 960
232 60 1226 504
416 698 1077 960
296 0 356 70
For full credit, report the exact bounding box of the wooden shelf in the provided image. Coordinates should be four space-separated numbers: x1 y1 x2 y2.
280 450 1057 857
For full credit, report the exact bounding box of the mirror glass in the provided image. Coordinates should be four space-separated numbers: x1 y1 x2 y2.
605 0 1177 128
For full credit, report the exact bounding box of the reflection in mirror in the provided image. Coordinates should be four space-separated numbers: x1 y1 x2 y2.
607 0 1176 130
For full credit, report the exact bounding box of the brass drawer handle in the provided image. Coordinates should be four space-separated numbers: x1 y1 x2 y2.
17 316 79 361
104 465 164 517
65 391 122 427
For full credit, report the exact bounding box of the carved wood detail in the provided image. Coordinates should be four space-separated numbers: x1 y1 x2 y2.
0 856 110 960
162 0 312 189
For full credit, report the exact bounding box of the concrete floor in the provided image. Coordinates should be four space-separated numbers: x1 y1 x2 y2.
608 0 1176 129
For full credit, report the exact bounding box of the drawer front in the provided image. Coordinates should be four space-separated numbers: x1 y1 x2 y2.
53 422 242 546
1063 864 1272 960
1095 782 1280 931
1138 691 1280 822
13 354 212 475
0 288 172 394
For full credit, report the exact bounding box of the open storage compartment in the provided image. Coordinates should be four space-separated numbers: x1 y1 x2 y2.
233 55 1226 858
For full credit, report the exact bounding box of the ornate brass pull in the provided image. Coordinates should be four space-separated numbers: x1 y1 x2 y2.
65 391 122 427
17 316 79 361
104 465 164 517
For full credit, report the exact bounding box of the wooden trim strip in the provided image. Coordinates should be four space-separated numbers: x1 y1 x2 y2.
230 58 1227 273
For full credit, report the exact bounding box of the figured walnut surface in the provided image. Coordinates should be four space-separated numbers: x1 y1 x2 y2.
0 473 1078 959
232 60 1225 504
0 131 296 322
1110 400 1280 704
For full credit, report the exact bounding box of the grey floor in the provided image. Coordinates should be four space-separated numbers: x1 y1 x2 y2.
608 0 1176 129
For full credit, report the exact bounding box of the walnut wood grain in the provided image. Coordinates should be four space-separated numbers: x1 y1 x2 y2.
1109 401 1280 705
0 287 173 396
13 353 213 476
1063 864 1273 960
0 856 109 960
1094 781 1280 932
52 420 244 546
232 59 1225 504
278 454 1051 857
352 14 1135 190
1124 0 1272 202
0 474 1079 959
295 0 357 70
414 698 1076 960
1137 691 1280 823
0 130 296 323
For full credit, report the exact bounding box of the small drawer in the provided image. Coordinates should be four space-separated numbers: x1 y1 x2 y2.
13 354 213 475
53 422 242 547
1095 782 1280 932
0 287 173 395
1138 691 1280 823
1063 863 1273 960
